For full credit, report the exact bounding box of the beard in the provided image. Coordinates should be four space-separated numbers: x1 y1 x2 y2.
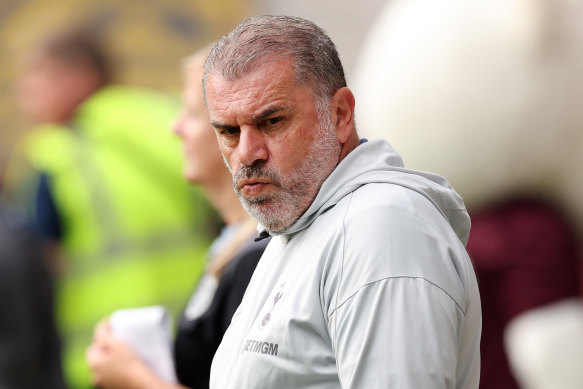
231 113 340 233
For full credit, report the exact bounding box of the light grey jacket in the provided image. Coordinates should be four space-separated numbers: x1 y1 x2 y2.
210 139 481 388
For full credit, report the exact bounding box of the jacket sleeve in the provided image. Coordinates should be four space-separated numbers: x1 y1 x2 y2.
324 186 478 388
328 276 463 388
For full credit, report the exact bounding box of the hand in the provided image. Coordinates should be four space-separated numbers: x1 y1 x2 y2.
86 319 155 389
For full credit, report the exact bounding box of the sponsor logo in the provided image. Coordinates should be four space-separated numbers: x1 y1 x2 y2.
241 339 279 356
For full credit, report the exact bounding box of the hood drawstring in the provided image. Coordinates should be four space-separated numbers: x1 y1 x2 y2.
254 230 271 242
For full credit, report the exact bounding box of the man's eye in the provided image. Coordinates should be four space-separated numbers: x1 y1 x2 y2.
267 117 282 126
219 127 239 136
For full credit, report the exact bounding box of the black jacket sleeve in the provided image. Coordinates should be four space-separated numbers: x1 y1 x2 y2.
174 238 269 389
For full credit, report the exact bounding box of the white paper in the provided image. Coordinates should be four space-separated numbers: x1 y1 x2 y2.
109 305 177 384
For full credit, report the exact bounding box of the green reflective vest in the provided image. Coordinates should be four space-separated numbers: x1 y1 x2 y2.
6 86 216 388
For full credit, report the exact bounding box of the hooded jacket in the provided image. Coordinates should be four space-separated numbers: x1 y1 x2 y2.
210 139 481 389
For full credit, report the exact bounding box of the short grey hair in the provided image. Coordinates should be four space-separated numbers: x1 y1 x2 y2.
202 15 346 110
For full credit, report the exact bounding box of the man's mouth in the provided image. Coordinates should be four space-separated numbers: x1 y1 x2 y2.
237 179 270 196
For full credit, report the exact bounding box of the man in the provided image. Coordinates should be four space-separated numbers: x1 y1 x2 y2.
203 15 481 388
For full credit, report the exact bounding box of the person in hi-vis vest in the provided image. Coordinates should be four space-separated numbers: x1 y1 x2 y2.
3 27 216 388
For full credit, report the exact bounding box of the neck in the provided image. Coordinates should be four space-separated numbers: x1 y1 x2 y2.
338 131 361 164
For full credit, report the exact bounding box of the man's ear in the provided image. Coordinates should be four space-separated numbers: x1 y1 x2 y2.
329 87 356 143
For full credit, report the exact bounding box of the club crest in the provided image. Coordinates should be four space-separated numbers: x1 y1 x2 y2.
260 283 285 329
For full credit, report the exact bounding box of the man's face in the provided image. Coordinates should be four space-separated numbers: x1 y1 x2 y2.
173 66 224 184
205 58 341 232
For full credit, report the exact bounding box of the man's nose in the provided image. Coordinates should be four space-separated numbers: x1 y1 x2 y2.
238 126 268 167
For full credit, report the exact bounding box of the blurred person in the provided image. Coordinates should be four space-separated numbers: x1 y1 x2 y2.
0 202 65 389
469 198 580 389
86 46 269 389
352 1 583 388
2 27 216 388
202 15 481 388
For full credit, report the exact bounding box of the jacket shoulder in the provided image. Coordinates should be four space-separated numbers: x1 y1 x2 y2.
322 182 473 312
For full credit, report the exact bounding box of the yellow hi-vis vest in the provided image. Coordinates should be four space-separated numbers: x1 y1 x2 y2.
9 86 216 388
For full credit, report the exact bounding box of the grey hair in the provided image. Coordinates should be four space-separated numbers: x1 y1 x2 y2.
202 15 346 110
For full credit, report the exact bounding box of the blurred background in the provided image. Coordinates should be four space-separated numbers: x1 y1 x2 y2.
0 0 248 170
1 1 583 389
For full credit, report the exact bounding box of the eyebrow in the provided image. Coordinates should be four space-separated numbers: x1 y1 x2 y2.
252 106 286 122
210 121 236 131
210 105 289 130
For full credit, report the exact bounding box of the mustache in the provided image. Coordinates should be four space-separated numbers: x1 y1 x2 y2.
233 163 282 188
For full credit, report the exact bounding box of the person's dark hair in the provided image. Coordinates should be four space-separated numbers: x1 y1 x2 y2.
36 28 112 86
203 15 346 110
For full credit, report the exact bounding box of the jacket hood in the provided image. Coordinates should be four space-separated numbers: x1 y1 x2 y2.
263 139 471 245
